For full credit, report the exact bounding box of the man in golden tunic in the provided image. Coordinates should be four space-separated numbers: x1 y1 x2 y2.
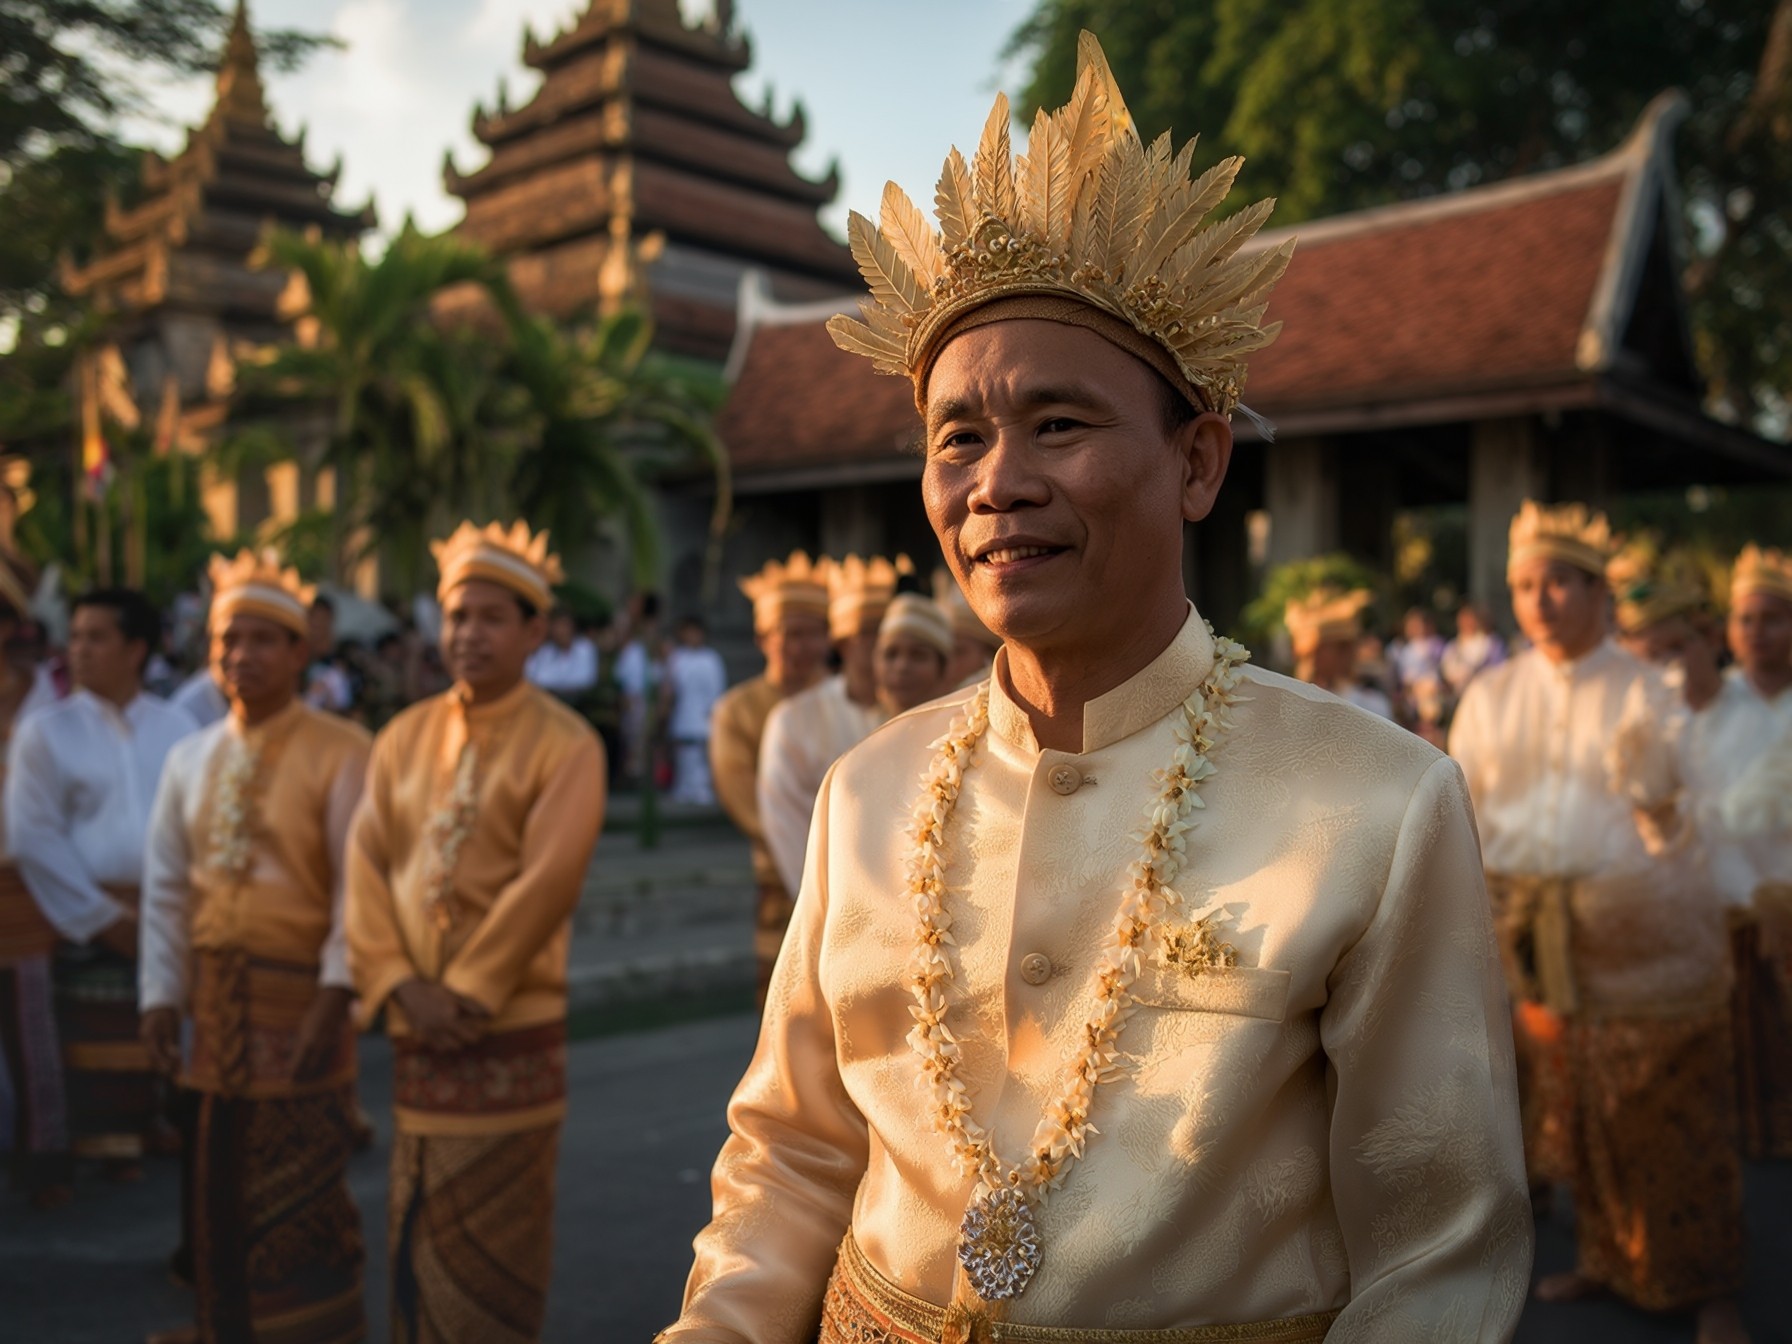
664 35 1528 1344
346 522 604 1344
1451 504 1747 1341
139 550 371 1344
708 552 832 1005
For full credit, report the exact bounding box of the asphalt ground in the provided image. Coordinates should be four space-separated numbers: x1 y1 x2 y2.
3 1010 1789 1342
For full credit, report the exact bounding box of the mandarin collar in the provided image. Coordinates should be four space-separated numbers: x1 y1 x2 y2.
72 685 146 727
453 677 534 723
986 604 1215 755
227 696 304 740
1544 637 1620 681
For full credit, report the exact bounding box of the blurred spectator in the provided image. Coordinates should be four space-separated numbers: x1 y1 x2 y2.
614 594 666 786
1390 608 1446 693
170 665 227 727
665 616 727 805
1441 601 1507 694
302 596 352 713
527 607 599 699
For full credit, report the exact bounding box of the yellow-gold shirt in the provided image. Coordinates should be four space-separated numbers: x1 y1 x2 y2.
709 675 783 889
346 680 604 1035
667 609 1530 1342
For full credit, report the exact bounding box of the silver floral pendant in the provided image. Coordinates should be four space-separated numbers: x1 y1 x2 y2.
956 1186 1042 1301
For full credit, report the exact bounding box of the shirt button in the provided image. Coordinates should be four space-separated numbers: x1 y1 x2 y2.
1047 764 1082 796
1019 952 1053 985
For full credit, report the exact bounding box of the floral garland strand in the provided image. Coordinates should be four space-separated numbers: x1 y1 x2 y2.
904 631 1248 1202
418 742 480 932
208 735 264 883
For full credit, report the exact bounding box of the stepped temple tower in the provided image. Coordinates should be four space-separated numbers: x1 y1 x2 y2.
445 0 858 361
60 1 374 540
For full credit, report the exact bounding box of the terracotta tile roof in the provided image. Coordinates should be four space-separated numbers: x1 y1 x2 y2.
719 135 1663 477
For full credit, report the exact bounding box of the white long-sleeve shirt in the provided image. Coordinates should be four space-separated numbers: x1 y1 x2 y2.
526 636 599 696
170 667 229 728
756 676 885 896
666 644 728 741
5 689 197 942
1449 640 1662 877
1681 671 1792 904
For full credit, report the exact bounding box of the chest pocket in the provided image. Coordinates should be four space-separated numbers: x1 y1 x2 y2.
1132 964 1291 1022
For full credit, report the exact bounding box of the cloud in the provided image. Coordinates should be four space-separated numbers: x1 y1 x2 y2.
463 0 583 51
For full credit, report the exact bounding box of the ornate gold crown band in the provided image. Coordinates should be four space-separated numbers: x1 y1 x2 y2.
826 31 1293 419
1732 543 1792 606
209 548 315 638
432 520 565 612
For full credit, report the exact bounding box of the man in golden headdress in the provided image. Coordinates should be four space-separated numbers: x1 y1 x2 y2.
138 550 371 1344
871 593 953 715
709 552 833 1005
664 34 1527 1344
346 521 604 1344
756 553 909 901
932 568 1003 687
1450 503 1748 1340
1283 586 1392 718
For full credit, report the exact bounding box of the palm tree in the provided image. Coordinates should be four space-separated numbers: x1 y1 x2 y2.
504 308 731 590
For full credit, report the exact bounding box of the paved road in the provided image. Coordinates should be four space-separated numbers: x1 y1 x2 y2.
4 1011 1789 1341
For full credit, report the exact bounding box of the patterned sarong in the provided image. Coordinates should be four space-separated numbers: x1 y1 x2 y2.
1486 873 1578 1188
1568 1003 1745 1311
0 953 69 1191
818 1231 1342 1343
389 1124 560 1344
187 949 365 1343
195 1089 365 1344
1731 893 1792 1160
54 933 155 1160
388 1021 568 1342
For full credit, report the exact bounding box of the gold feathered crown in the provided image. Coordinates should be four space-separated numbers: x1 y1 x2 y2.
738 550 833 631
1606 535 1708 635
825 31 1293 417
1507 500 1615 579
1732 543 1792 606
208 548 315 638
431 520 565 611
1284 586 1373 656
827 553 913 640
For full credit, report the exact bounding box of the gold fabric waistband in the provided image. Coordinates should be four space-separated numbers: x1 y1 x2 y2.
820 1232 1340 1343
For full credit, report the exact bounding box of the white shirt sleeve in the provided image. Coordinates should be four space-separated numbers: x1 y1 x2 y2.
4 714 127 943
139 751 196 1012
318 747 368 990
757 702 817 896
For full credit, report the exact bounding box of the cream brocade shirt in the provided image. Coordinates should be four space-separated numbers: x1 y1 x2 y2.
670 610 1530 1342
757 674 886 897
1448 641 1662 878
1679 671 1792 904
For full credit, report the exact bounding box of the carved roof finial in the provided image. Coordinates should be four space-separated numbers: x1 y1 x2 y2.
214 0 270 127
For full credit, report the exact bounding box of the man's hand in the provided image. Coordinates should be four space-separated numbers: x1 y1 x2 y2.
392 979 486 1052
141 1007 181 1077
96 911 139 960
291 986 354 1083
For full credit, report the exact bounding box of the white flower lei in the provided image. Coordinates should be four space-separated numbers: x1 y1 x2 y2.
419 742 480 932
208 735 262 883
904 630 1248 1201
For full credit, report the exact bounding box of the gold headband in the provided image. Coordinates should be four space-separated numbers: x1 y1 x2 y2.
1507 499 1613 579
432 520 564 611
739 550 833 633
208 549 314 639
1731 543 1792 606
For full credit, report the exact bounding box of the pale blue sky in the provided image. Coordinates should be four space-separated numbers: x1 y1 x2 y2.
120 0 1036 240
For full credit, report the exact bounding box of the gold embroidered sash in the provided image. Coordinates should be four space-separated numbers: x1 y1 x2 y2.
1487 873 1578 1016
819 1232 1340 1344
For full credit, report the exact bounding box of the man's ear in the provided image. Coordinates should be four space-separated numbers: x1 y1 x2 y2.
1179 412 1233 524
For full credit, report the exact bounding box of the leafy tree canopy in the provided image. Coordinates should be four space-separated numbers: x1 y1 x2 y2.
1008 0 1792 424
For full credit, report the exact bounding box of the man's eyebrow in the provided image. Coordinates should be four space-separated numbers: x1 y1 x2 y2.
925 383 1112 438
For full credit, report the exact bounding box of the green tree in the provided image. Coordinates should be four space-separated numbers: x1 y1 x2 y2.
1009 0 1792 423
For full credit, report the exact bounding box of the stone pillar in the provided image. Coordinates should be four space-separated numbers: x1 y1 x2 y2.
1263 438 1339 570
1468 417 1545 618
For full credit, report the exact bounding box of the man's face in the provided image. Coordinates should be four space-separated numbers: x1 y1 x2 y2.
837 625 880 686
213 613 308 710
759 609 830 689
441 579 545 693
1509 558 1605 661
307 604 335 659
1729 591 1792 680
876 635 947 713
68 604 142 697
549 612 576 649
922 320 1229 657
1623 611 1708 671
1310 637 1357 687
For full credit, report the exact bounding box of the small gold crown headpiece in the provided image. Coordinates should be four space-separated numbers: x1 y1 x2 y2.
1284 587 1373 657
431 520 565 611
931 568 1000 649
827 553 913 640
208 548 315 638
738 550 833 632
1606 535 1708 635
826 31 1293 418
1507 500 1614 579
877 593 953 660
1731 543 1792 606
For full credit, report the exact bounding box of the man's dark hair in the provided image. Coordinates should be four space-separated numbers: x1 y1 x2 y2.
310 593 335 616
638 592 662 621
1153 371 1200 436
516 595 540 621
73 588 161 674
679 614 706 635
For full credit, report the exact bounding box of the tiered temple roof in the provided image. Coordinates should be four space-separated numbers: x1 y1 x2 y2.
61 0 374 342
445 0 858 360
